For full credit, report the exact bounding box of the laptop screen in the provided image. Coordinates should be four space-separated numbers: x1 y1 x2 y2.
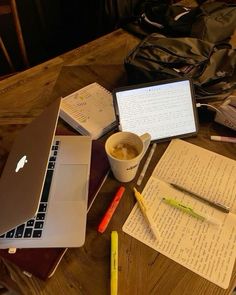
113 79 198 142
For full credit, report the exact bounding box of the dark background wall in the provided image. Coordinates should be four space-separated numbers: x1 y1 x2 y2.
0 0 116 75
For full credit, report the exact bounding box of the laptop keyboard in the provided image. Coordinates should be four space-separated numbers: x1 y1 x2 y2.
0 140 60 240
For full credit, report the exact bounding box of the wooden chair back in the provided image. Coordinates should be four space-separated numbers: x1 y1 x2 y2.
0 0 29 78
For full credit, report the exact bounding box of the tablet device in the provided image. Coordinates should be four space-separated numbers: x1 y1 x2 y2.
113 78 198 142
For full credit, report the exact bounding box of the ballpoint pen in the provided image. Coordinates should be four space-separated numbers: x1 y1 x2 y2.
170 183 230 213
133 187 160 240
111 231 118 295
162 198 220 225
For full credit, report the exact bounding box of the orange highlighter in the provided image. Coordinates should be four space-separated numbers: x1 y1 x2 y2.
98 186 125 233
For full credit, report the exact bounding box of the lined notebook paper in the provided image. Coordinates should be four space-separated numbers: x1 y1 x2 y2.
123 139 236 289
60 83 117 139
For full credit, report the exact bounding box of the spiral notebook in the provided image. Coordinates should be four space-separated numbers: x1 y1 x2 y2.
60 82 117 139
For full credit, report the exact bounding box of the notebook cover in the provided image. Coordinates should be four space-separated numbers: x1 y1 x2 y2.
0 136 110 280
88 140 110 212
0 248 67 280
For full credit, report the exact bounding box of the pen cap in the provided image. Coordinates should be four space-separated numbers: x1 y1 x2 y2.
105 132 151 182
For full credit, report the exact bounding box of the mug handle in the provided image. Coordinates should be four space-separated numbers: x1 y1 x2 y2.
140 133 151 158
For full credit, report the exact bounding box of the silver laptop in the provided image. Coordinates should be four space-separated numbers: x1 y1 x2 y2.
0 98 92 249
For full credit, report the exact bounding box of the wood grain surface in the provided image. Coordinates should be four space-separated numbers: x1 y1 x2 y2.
0 29 236 295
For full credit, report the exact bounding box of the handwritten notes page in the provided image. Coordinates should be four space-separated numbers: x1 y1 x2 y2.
123 139 236 288
60 83 116 139
153 139 236 212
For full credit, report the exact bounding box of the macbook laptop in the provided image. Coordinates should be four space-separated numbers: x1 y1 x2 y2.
113 78 198 142
0 98 92 249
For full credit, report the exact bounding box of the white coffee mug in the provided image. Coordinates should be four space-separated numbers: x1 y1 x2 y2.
105 132 151 182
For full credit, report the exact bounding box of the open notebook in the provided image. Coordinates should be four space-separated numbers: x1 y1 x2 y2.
123 139 236 289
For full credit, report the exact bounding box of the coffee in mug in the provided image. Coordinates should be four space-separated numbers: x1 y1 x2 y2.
105 132 151 182
110 143 138 160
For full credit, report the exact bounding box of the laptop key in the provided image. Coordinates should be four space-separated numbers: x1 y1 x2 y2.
15 224 25 238
24 228 33 238
35 221 44 229
49 156 56 162
33 230 42 238
41 170 53 202
0 234 5 238
48 162 55 169
36 213 45 220
39 203 47 212
27 219 34 227
6 229 15 238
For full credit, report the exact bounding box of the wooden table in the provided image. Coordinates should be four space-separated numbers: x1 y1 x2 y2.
0 29 236 295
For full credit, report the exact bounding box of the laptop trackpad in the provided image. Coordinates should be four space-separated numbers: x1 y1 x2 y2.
53 164 88 202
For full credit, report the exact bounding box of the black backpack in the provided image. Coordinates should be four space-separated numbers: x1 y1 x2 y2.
125 33 236 101
135 0 200 36
191 2 236 44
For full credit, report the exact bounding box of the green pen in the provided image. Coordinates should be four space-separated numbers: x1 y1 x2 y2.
162 198 220 225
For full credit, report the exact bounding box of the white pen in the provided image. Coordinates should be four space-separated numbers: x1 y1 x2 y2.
137 143 157 186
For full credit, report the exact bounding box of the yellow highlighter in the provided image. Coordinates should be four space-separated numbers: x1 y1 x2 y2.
111 231 118 295
133 188 160 240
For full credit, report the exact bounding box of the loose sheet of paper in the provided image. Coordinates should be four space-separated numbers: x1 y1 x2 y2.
123 139 236 288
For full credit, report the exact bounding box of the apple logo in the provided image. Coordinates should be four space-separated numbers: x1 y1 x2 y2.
15 155 28 172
